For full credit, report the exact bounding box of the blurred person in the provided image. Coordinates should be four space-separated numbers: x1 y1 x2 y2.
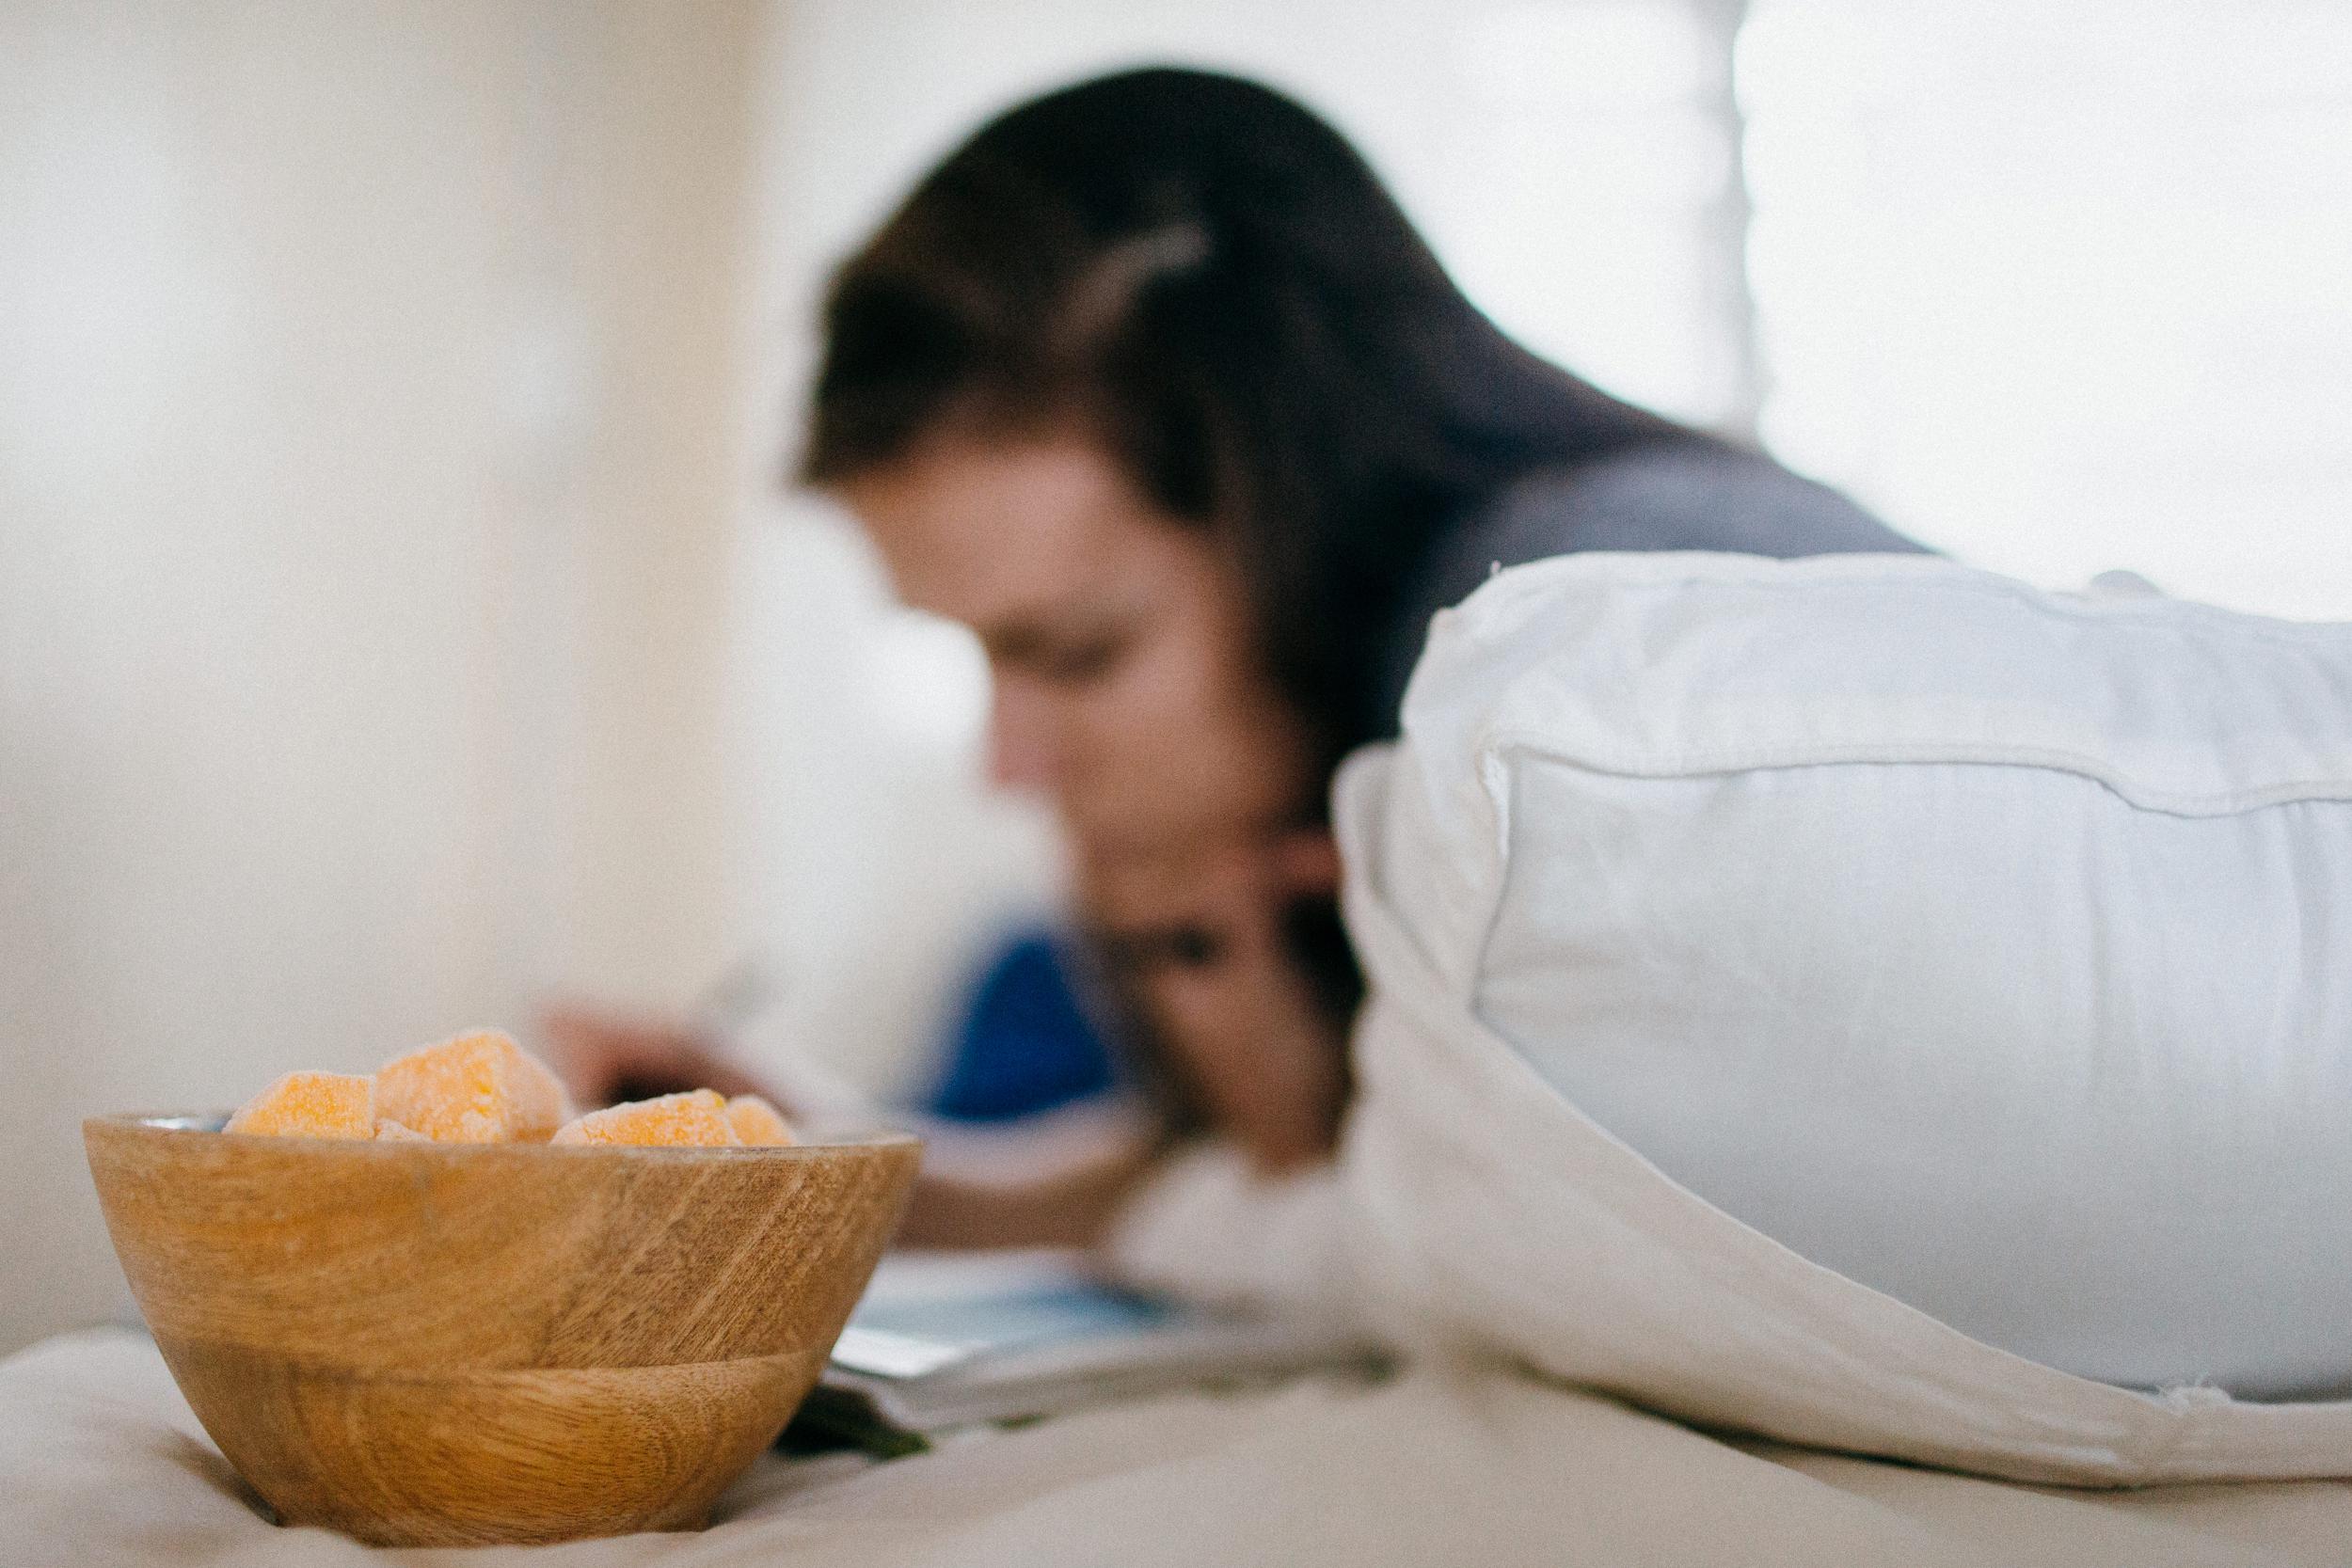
549 67 1922 1246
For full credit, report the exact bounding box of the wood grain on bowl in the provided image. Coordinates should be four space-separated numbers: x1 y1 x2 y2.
84 1115 920 1546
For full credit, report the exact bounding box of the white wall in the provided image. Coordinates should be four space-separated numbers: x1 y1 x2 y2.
0 0 759 1353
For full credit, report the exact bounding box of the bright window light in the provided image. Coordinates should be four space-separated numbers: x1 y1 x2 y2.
1436 0 1746 428
1739 0 2352 618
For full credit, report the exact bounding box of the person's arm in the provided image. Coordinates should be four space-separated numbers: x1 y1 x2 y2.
902 821 1358 1244
1078 825 1351 1175
541 824 1348 1249
891 1124 1164 1249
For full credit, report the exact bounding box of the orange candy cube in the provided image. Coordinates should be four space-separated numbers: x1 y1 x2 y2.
225 1071 377 1140
373 1031 571 1144
219 1031 787 1153
552 1089 740 1148
724 1094 795 1147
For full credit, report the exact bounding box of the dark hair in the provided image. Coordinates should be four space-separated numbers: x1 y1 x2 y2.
803 66 1708 770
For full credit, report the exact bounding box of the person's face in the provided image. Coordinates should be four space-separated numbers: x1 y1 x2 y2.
843 434 1312 849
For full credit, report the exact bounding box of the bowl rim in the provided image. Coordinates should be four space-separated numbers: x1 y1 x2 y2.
85 1111 921 1158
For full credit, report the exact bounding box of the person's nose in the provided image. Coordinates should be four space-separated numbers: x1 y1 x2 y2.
985 682 1061 794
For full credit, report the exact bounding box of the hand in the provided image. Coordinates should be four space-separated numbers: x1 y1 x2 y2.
1079 827 1349 1174
537 1006 773 1109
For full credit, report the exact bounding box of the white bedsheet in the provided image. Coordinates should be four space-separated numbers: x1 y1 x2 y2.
7 1329 2347 1567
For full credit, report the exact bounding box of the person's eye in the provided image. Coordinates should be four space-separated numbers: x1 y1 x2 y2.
1035 631 1129 685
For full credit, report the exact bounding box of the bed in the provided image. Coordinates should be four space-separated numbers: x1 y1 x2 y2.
5 1327 2346 1566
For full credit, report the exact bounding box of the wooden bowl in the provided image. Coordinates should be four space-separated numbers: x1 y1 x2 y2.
84 1113 920 1546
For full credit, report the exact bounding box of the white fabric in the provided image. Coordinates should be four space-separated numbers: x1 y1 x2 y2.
1273 550 2352 1484
1106 1142 1358 1328
10 1328 2352 1566
1399 551 2352 1396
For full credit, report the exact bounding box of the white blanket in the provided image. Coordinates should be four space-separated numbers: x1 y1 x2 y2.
6 1329 2348 1566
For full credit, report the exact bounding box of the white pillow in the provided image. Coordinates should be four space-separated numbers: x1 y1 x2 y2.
1326 551 2352 1482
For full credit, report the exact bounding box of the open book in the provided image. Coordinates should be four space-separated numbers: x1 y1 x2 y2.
794 1250 1386 1452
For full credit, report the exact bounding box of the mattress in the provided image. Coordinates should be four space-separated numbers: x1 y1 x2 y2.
5 1329 2345 1566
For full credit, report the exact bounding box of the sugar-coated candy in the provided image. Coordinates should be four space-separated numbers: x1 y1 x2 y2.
373 1031 571 1144
552 1089 740 1148
723 1094 796 1147
225 1071 376 1140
